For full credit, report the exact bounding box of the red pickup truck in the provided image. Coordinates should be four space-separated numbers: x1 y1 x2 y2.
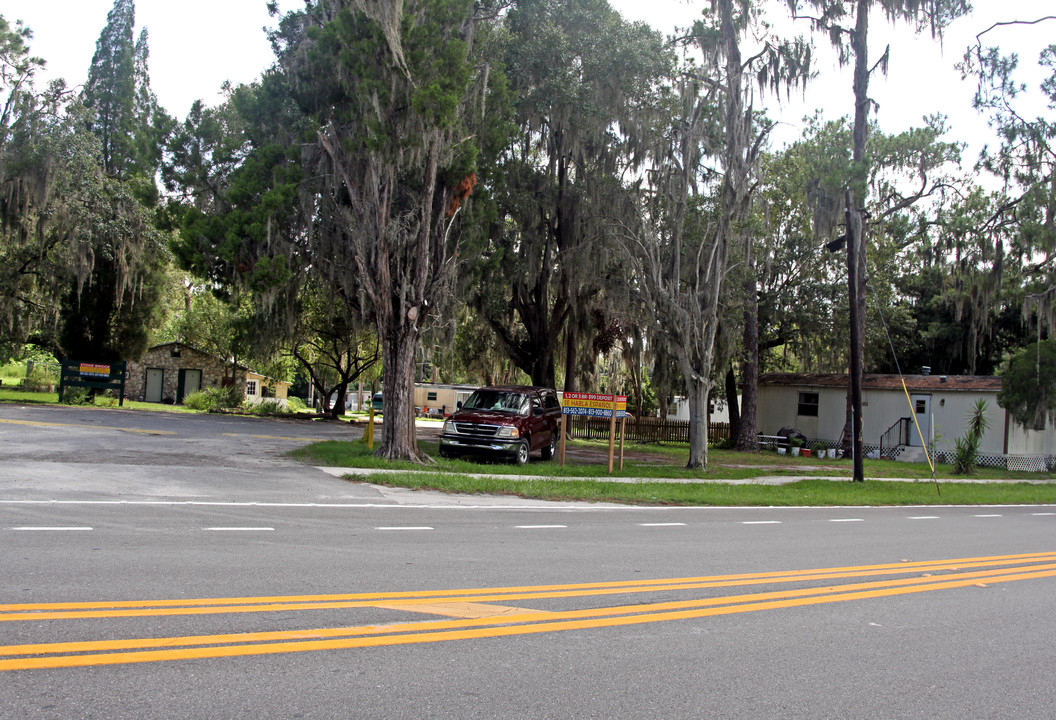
438 385 562 465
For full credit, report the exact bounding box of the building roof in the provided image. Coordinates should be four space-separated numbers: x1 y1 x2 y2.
246 370 292 387
758 373 1002 393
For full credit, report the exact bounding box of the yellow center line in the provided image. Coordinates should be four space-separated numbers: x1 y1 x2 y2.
3 564 1054 671
4 561 1047 656
371 602 549 618
5 551 1055 621
0 418 176 435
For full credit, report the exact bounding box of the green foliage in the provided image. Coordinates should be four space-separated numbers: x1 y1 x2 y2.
239 398 288 416
59 387 92 406
959 23 1056 341
953 400 990 475
182 385 242 411
0 2 171 364
22 366 54 391
998 339 1056 430
467 0 671 387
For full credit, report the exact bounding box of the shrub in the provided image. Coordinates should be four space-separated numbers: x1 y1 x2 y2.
240 399 289 416
183 386 244 411
953 400 990 475
23 367 53 391
286 396 308 412
59 387 92 406
952 435 979 475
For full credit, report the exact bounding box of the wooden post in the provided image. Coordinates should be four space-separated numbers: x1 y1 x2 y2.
367 407 375 449
618 415 626 471
607 396 618 474
559 414 567 466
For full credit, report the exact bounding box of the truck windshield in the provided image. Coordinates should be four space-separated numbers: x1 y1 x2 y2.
462 390 529 414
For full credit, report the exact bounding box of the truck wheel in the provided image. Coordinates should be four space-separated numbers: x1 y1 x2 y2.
541 432 557 460
514 440 530 466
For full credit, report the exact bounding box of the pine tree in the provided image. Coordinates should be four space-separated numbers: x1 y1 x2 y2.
57 0 169 363
83 0 135 178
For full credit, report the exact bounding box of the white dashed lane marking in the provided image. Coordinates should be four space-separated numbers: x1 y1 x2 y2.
12 527 93 531
742 521 782 525
515 525 568 529
638 522 687 527
204 527 274 532
375 526 434 531
829 518 865 523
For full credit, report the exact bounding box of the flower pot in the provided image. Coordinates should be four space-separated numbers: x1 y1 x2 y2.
777 448 786 455
801 448 812 458
791 447 800 457
828 449 838 459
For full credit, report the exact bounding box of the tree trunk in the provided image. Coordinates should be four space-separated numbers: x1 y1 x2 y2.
725 366 741 437
734 274 759 451
375 321 424 461
327 380 349 419
845 0 870 482
685 374 710 469
564 328 578 393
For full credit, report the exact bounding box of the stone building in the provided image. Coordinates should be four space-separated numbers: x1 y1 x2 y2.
126 342 290 406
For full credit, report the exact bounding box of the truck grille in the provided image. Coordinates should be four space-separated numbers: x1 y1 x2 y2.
454 422 499 437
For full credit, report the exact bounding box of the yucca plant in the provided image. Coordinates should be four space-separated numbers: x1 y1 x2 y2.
953 400 990 475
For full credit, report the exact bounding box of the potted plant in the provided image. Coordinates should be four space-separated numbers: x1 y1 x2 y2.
789 437 804 457
812 442 828 459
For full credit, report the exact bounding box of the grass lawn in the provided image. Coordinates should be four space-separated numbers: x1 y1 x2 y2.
288 437 1056 506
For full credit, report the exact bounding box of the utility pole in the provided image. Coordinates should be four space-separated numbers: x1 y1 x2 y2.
845 190 864 483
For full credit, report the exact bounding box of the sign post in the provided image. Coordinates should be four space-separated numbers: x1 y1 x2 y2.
559 415 567 466
560 392 628 474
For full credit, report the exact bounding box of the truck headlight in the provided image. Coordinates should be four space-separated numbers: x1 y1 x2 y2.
496 426 519 438
443 420 456 434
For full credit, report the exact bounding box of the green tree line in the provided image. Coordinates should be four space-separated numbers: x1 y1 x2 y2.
1 0 1053 465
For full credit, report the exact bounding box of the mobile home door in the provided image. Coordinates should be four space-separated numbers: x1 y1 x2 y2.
909 394 931 447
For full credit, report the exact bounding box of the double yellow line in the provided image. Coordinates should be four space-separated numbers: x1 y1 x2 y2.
3 551 1055 670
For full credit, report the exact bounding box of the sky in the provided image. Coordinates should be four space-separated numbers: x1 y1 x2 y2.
4 0 1054 161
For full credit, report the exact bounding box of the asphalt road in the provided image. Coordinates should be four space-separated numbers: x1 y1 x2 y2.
2 404 1055 719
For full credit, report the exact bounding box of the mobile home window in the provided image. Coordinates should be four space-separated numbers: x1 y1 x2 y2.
427 391 438 402
797 392 819 417
246 380 258 396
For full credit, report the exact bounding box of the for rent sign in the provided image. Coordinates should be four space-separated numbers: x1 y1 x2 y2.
561 392 628 419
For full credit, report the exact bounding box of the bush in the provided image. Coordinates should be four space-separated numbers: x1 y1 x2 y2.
59 387 92 406
286 396 308 412
952 435 979 475
183 386 244 411
240 399 289 416
952 400 990 475
23 367 53 391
